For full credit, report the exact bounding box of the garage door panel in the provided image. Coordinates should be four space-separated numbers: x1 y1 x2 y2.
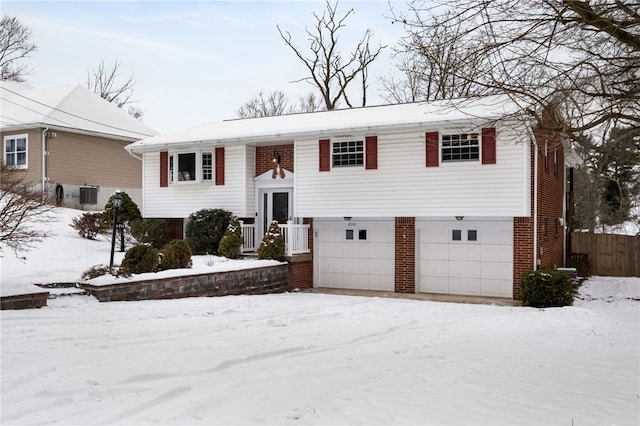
421 259 449 277
344 273 369 289
481 229 513 245
449 244 480 261
343 243 370 258
481 244 512 262
369 258 394 275
449 261 480 278
481 261 512 279
370 243 394 258
421 276 448 293
481 279 512 297
369 274 394 291
449 278 480 295
344 258 369 274
420 243 448 261
421 228 449 244
319 243 344 257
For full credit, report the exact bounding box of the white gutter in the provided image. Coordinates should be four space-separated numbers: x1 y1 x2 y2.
41 127 48 192
525 122 538 270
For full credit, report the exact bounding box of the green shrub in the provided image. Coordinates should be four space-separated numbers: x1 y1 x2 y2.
121 244 159 274
185 208 232 255
257 221 285 261
130 218 173 249
159 239 193 270
521 269 574 308
70 212 105 239
218 216 244 259
103 191 142 229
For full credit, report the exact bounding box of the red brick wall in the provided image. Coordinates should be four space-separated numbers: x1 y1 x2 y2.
395 217 415 293
287 218 314 290
255 144 294 177
513 217 533 299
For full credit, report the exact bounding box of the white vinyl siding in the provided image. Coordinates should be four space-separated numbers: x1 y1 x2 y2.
142 145 249 218
295 125 529 217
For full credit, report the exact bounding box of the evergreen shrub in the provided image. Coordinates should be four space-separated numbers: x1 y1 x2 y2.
159 239 193 270
521 269 574 308
185 208 232 255
121 244 159 274
130 218 173 249
257 221 285 261
218 216 244 259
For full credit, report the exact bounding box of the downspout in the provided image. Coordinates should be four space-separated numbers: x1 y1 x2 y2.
41 127 48 192
525 122 538 271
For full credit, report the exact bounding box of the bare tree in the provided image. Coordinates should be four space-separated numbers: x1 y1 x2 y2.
0 164 56 254
236 91 290 118
0 15 37 82
87 59 144 119
294 91 324 113
277 0 386 110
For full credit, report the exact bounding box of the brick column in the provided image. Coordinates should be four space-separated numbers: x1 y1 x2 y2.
513 217 534 300
395 217 415 293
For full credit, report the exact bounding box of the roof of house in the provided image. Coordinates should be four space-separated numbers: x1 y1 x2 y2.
0 81 158 141
126 94 526 153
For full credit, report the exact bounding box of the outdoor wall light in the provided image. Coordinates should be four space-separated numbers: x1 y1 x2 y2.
109 190 122 273
455 216 464 221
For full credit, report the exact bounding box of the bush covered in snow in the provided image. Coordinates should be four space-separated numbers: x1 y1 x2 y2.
121 244 159 274
70 212 105 239
257 221 285 261
159 239 192 270
129 218 174 249
521 269 574 308
185 209 232 255
218 216 244 259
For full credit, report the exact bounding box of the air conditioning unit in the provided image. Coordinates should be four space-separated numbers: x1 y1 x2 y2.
79 186 98 205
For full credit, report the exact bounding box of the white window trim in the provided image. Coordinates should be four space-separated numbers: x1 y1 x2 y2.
3 133 28 169
169 150 216 184
332 138 365 168
441 132 480 163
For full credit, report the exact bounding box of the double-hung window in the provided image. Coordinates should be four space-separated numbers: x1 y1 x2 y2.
441 133 479 162
4 134 28 168
332 140 364 167
202 152 213 181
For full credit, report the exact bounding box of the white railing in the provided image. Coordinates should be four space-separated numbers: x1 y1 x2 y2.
239 220 310 256
240 221 256 253
279 221 311 256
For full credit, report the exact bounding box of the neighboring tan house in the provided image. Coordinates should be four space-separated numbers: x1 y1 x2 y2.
125 95 579 299
0 81 158 209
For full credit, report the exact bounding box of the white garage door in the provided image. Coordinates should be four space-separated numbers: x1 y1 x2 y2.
315 218 395 291
418 218 513 297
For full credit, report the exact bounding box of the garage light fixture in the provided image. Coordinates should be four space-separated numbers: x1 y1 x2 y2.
455 216 464 221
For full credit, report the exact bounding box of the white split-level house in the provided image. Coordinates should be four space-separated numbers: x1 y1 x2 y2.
126 95 579 299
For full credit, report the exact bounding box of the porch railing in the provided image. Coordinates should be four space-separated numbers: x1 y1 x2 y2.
240 220 310 256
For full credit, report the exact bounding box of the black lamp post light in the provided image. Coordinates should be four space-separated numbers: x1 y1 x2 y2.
109 190 122 273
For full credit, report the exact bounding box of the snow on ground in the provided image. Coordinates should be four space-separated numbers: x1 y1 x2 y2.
1 277 639 425
1 207 639 424
0 207 281 296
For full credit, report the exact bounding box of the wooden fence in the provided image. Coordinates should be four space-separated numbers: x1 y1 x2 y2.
571 233 640 277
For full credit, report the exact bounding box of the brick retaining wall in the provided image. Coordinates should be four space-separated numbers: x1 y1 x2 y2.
1 291 49 310
82 264 290 302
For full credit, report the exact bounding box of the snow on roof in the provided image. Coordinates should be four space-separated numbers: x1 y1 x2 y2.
126 94 525 152
0 81 158 140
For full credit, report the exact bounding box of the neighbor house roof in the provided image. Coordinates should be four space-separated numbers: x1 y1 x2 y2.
0 81 158 141
126 94 526 153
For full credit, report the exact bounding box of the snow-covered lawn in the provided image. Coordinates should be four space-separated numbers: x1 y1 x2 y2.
1 277 638 425
1 207 639 424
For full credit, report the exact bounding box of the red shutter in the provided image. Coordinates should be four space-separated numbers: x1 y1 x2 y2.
319 139 330 171
215 147 225 185
425 131 439 167
482 127 496 164
160 151 168 187
365 136 378 170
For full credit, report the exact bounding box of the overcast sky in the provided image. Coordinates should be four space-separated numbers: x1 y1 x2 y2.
2 1 408 133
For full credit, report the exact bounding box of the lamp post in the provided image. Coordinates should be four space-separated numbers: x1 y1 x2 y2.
109 191 122 273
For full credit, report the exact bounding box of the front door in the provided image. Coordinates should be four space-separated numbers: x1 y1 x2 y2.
258 188 293 238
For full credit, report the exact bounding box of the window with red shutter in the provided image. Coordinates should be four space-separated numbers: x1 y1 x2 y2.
365 136 378 170
319 139 330 171
482 127 496 164
425 131 439 167
215 147 225 185
160 151 168 187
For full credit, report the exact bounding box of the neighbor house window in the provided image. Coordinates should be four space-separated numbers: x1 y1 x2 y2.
442 133 479 162
333 140 364 167
4 134 28 168
177 153 196 181
202 152 213 181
